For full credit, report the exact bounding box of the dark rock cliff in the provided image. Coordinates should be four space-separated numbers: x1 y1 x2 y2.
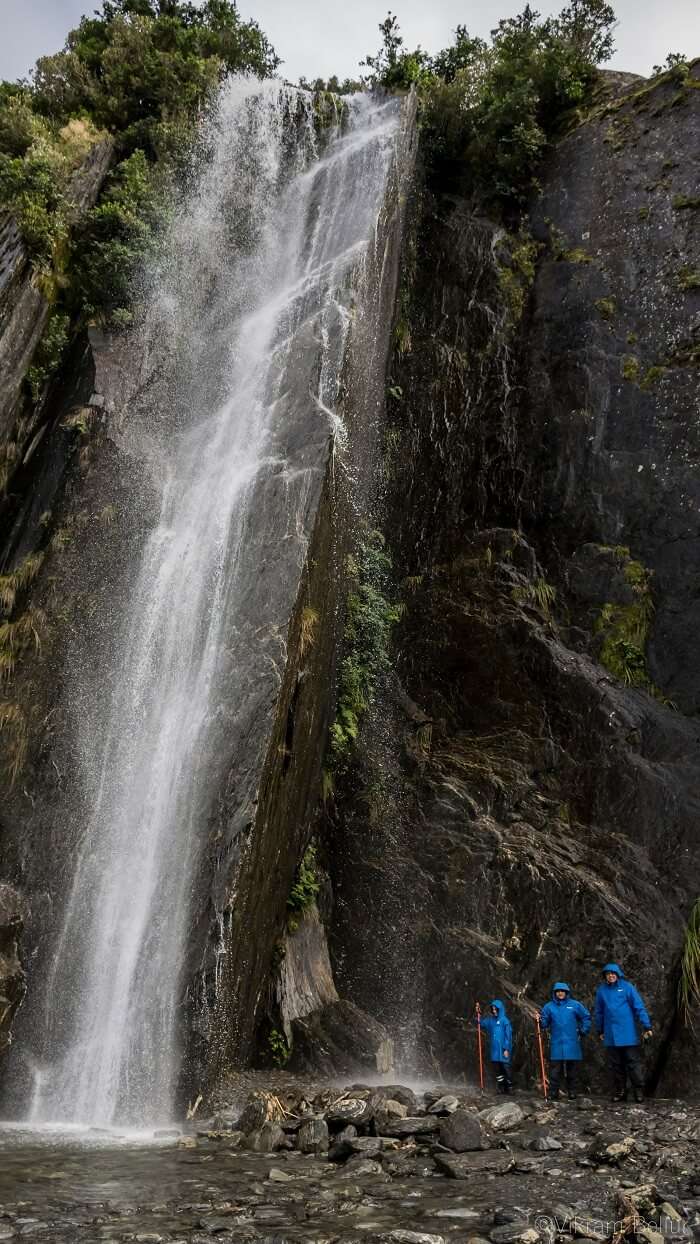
0 885 26 1056
326 66 700 1094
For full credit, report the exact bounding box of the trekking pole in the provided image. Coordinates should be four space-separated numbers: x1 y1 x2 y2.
535 1013 549 1101
475 1001 485 1092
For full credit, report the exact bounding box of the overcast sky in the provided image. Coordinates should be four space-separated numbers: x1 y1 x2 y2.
2 0 699 85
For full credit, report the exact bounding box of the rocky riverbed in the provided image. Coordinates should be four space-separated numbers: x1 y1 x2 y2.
0 1082 699 1243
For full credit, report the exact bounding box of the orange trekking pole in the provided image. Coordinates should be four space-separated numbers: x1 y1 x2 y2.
535 1013 549 1101
475 1002 485 1091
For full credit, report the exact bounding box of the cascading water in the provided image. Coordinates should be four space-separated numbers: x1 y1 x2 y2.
24 79 402 1128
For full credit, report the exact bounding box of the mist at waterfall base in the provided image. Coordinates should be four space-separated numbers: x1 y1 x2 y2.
7 80 402 1133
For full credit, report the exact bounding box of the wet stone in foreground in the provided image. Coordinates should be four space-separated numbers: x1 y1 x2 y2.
0 1090 699 1241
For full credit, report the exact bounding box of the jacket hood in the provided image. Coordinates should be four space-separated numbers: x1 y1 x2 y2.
602 962 625 979
489 999 507 1018
552 982 571 996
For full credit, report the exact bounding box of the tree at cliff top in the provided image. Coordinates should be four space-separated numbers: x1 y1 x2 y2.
30 0 278 154
0 1 278 330
364 1 617 206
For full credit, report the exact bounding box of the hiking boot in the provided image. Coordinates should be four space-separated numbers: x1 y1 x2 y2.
611 1093 627 1102
633 1087 644 1103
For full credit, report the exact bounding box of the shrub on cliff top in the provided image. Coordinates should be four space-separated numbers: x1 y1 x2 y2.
365 1 616 206
32 1 279 132
0 0 278 292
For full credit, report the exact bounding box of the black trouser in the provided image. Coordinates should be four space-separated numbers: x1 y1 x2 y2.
549 1060 578 1098
607 1045 644 1097
493 1061 512 1093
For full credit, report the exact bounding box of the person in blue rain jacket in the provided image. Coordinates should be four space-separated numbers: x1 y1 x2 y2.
539 981 591 1100
479 999 513 1093
594 962 653 1102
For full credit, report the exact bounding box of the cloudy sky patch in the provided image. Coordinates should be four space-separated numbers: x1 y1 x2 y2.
2 0 698 85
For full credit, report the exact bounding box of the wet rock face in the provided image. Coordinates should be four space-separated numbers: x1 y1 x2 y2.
0 885 26 1055
0 139 113 489
327 66 700 1096
527 63 700 712
0 214 49 447
288 998 394 1078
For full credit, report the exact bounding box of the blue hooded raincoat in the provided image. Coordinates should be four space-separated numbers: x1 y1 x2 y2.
539 981 591 1060
594 963 651 1048
480 999 512 1062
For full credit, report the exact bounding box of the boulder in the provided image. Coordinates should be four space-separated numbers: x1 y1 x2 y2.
377 1115 439 1138
479 1102 525 1132
327 1095 375 1126
636 1231 665 1244
434 1149 515 1178
438 1110 487 1152
329 1134 383 1162
288 998 393 1076
267 1167 294 1183
245 1121 287 1152
236 1090 284 1134
378 1085 419 1113
375 1098 409 1129
296 1117 328 1154
429 1094 461 1114
588 1133 636 1164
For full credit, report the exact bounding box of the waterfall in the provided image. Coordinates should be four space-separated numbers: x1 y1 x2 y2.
26 80 402 1128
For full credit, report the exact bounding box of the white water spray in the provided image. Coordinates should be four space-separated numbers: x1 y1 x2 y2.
28 80 401 1127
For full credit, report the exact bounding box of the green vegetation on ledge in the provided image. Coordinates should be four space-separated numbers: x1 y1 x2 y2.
593 547 655 689
329 531 402 767
286 845 320 933
267 1027 291 1067
497 230 540 321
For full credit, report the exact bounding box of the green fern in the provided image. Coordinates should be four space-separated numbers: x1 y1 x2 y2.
286 845 320 931
268 1027 290 1067
330 531 401 764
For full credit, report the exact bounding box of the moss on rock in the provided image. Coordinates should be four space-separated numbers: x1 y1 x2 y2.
593 548 655 688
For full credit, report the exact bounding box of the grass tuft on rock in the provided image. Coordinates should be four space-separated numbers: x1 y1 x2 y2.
678 899 700 1028
330 530 402 766
594 550 655 688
